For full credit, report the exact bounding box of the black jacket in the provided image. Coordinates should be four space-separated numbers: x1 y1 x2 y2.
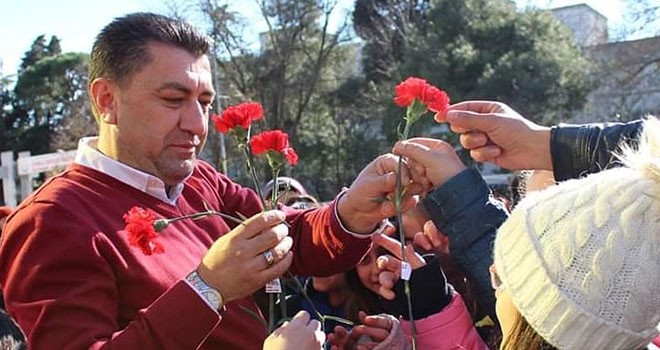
550 120 644 181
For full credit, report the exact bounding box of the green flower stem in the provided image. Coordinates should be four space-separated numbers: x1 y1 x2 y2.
241 145 268 210
155 210 244 231
285 272 354 334
268 293 275 332
269 170 289 322
396 119 418 350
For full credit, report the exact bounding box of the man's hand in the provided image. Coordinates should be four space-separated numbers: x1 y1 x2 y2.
338 154 423 234
437 100 552 171
263 311 325 350
198 210 293 303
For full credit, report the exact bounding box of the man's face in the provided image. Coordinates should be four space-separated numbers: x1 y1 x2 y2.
111 43 214 185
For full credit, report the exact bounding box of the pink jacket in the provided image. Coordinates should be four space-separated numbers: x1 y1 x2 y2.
374 293 488 350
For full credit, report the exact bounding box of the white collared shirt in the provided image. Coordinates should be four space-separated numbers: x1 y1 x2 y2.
74 137 184 205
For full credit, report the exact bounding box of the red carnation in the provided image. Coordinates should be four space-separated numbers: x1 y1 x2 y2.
250 130 298 166
422 85 450 116
394 76 450 120
393 77 428 107
212 102 264 133
122 207 164 255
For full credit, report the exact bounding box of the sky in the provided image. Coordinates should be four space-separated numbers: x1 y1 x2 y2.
0 0 625 78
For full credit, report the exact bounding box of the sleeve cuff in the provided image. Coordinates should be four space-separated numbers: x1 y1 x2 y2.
550 124 583 181
423 168 507 250
332 189 390 238
183 273 224 313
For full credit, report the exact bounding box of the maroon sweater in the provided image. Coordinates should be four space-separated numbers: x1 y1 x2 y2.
0 161 371 349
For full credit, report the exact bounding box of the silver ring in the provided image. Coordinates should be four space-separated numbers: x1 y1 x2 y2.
263 250 275 266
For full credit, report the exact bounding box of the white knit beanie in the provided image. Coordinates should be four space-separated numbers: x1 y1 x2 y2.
494 118 660 350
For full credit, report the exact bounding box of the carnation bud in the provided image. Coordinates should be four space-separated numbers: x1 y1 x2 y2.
153 219 170 232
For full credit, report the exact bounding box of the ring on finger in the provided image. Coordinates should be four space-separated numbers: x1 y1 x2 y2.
263 250 275 266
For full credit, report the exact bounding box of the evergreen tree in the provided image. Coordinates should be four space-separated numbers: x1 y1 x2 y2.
350 0 594 144
2 36 91 155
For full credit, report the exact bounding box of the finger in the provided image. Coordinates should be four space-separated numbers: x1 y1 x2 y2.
404 243 425 268
422 220 444 249
434 110 448 123
372 233 404 260
392 140 437 168
238 210 286 239
378 199 397 218
363 314 393 331
376 255 400 272
251 223 290 255
413 231 433 251
470 146 502 163
406 160 431 189
459 132 489 150
352 324 390 342
260 251 293 280
446 108 499 132
304 318 326 346
314 330 327 347
289 310 311 327
379 192 420 218
398 194 420 214
332 325 349 338
450 123 471 134
307 318 322 331
379 222 396 237
377 270 398 300
446 100 502 115
376 155 412 185
264 236 293 267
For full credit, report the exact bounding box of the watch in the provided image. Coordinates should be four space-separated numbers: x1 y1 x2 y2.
186 270 224 310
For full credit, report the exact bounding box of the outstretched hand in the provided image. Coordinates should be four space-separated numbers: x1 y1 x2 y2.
327 311 397 350
392 137 466 189
338 154 423 234
371 233 426 300
436 100 552 171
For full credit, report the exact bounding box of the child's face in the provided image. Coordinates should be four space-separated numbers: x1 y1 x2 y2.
355 246 383 295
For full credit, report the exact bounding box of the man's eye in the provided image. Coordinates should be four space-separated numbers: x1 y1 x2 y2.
163 97 184 104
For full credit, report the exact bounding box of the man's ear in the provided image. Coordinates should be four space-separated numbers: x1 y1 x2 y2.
90 78 118 124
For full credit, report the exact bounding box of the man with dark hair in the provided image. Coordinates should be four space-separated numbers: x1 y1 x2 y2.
0 13 417 349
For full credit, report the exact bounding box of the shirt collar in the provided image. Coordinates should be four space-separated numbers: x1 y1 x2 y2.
74 137 184 205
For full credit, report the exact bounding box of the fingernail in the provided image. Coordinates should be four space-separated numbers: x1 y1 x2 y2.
264 210 285 222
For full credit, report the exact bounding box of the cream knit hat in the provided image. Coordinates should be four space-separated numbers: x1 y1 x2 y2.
494 118 660 350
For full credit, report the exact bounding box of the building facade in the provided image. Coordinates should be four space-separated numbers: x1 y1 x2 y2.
552 4 660 122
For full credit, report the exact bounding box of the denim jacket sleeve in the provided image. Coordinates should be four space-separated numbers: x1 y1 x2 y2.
422 168 508 323
550 120 643 182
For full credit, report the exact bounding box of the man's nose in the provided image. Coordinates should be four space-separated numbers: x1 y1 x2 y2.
180 100 207 135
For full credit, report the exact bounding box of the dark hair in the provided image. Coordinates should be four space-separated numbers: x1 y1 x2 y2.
500 315 557 350
344 268 381 323
508 171 531 209
88 12 211 117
